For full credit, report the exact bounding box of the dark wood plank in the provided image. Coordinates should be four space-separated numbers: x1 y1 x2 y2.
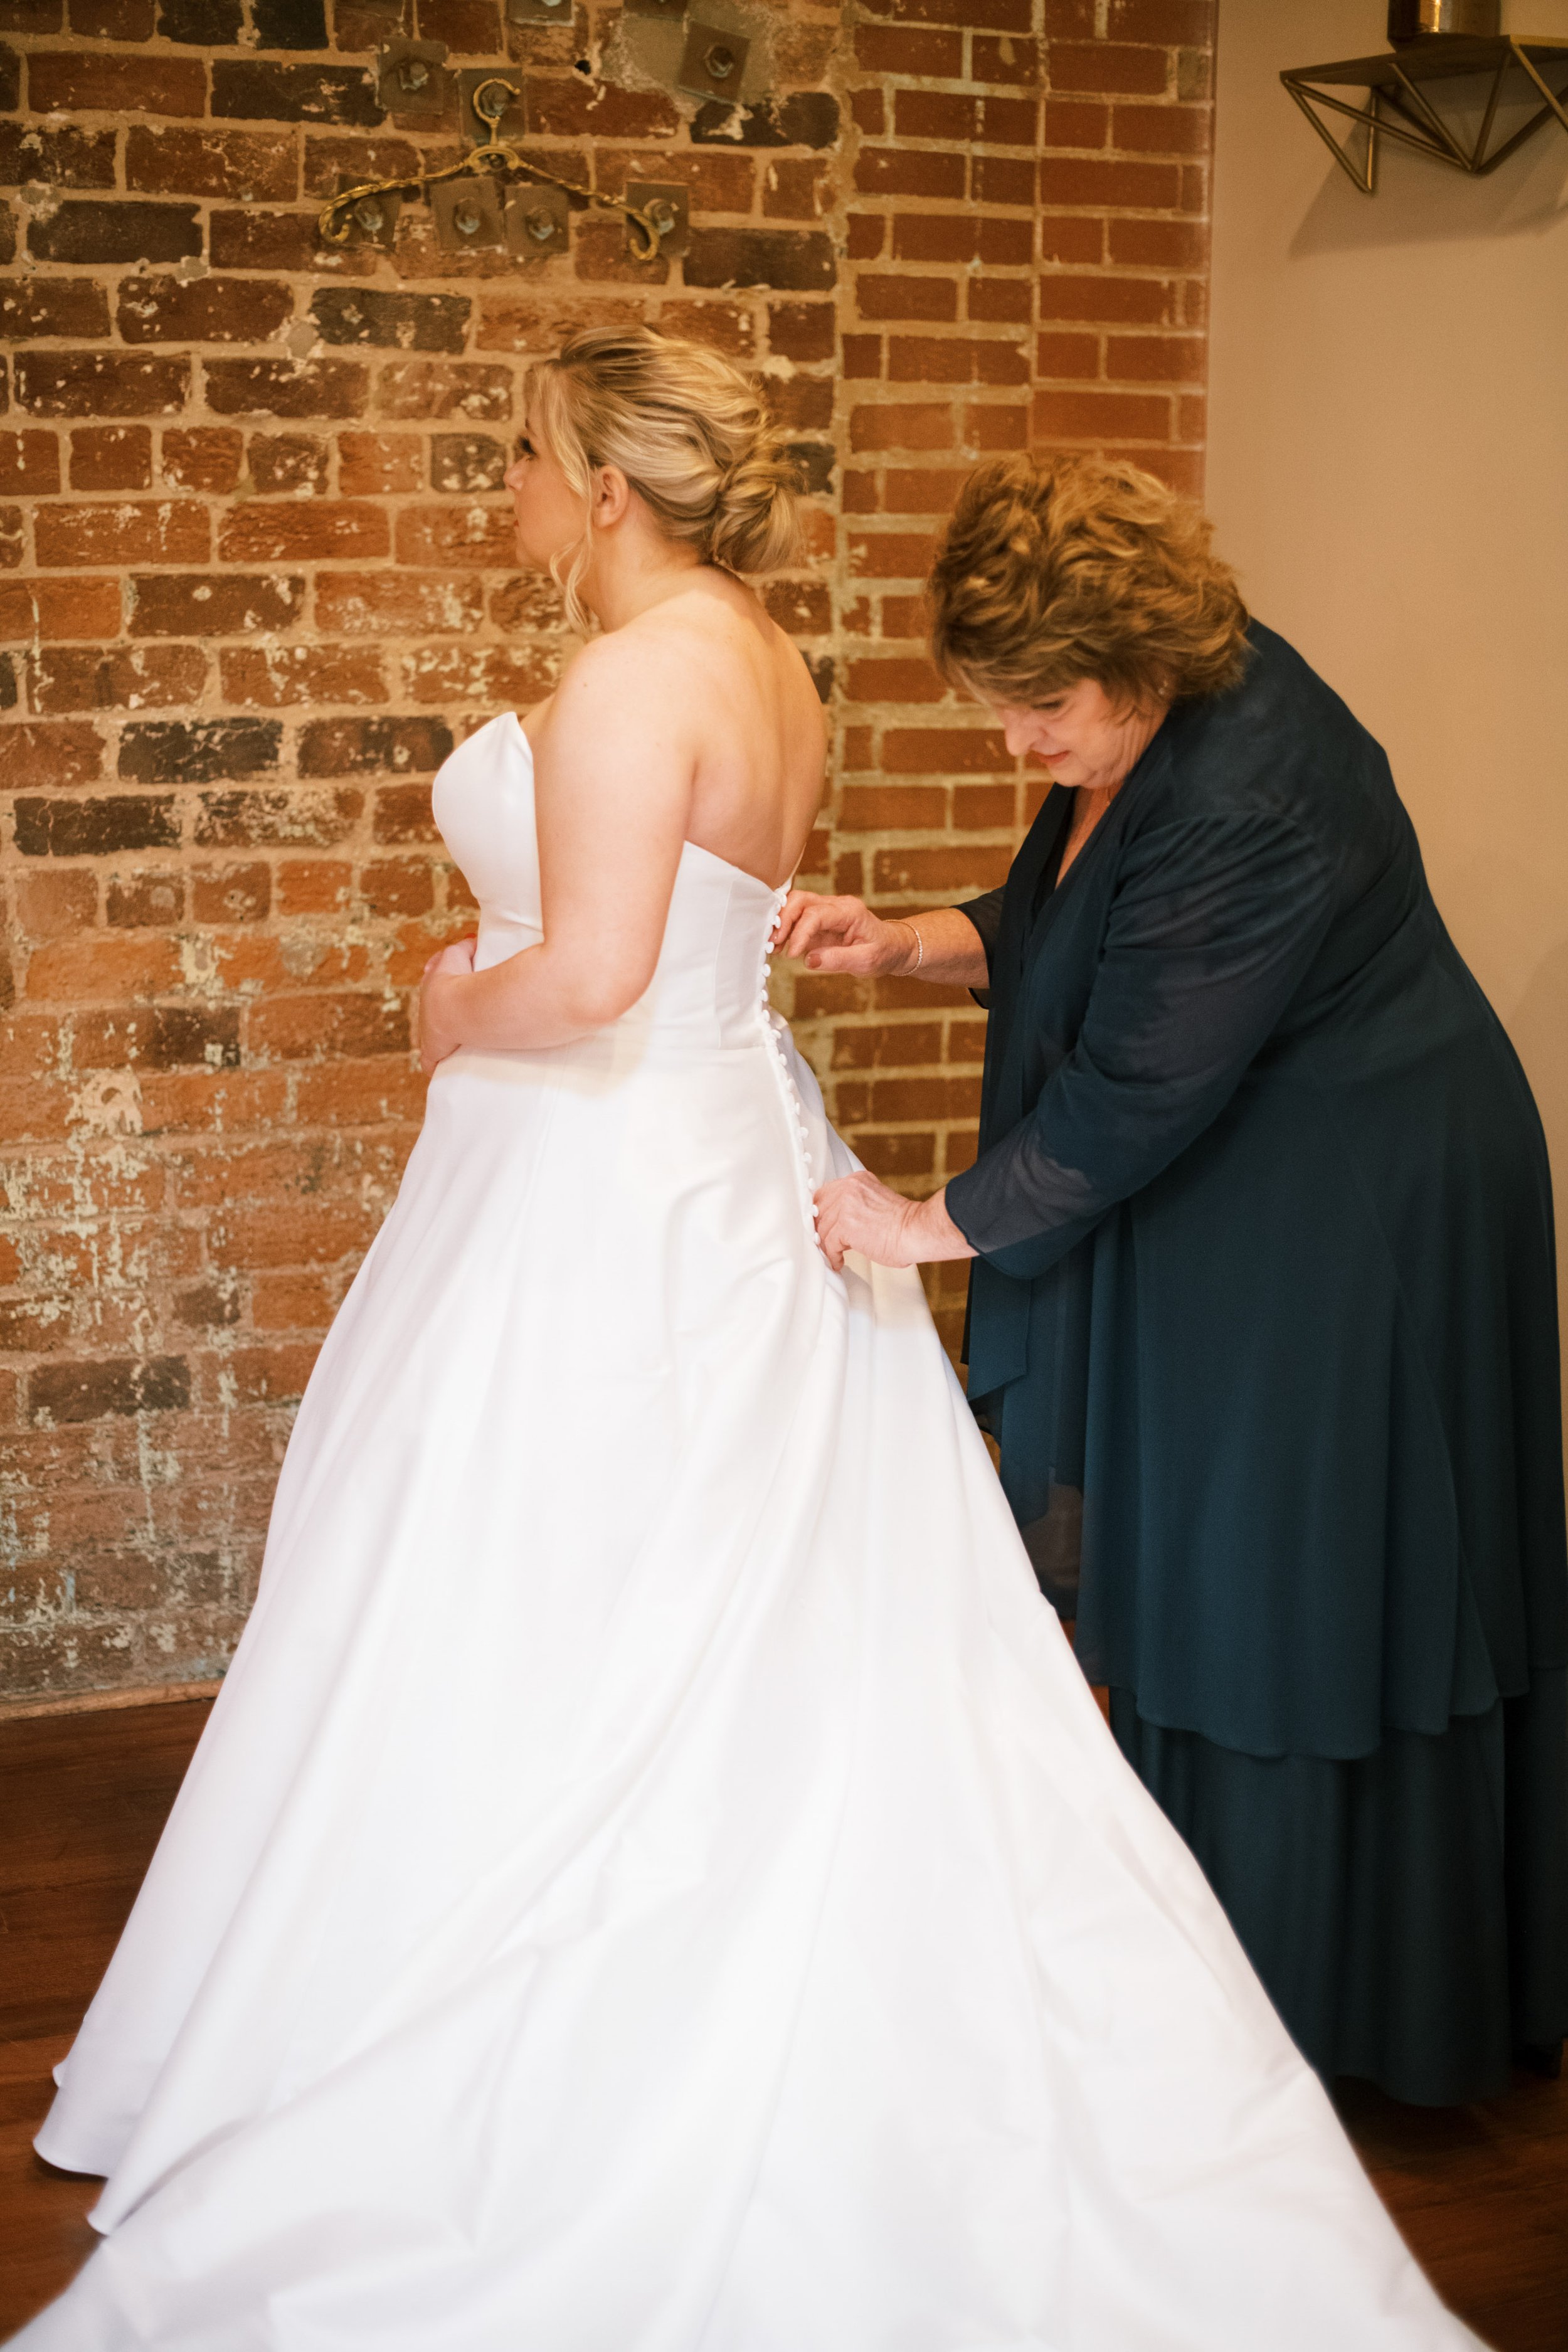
0 1700 1564 2344
0 2036 101 2341
1338 2074 1568 2352
0 1700 215 2042
0 1698 213 2336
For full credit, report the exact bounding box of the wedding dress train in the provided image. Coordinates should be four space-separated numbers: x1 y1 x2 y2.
17 713 1478 2349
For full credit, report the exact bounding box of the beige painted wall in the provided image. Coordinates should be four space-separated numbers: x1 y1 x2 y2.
1207 0 1568 1380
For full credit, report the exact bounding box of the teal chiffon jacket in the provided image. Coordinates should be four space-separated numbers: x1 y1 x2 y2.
945 623 1567 1762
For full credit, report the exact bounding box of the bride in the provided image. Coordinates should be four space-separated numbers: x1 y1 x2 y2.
15 328 1480 2350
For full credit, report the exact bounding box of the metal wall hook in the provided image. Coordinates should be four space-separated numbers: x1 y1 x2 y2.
317 70 669 258
472 75 512 125
624 179 687 260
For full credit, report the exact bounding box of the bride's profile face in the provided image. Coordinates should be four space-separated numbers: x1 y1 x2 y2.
505 420 587 573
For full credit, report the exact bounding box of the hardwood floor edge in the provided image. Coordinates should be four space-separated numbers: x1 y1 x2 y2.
0 1680 223 1725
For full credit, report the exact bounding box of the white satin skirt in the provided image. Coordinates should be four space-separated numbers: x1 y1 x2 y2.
16 1024 1480 2350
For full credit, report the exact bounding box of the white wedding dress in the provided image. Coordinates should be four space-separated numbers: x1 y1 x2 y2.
19 713 1479 2351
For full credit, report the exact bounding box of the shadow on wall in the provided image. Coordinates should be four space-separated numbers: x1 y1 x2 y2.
1287 75 1568 252
1504 936 1568 1374
1509 940 1568 1187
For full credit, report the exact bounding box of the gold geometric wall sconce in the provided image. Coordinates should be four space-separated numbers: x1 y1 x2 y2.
1282 1 1568 193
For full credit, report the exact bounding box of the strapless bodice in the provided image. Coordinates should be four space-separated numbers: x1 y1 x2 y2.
432 712 788 1054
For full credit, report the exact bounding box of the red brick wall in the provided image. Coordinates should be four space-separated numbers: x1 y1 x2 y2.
0 0 1213 1702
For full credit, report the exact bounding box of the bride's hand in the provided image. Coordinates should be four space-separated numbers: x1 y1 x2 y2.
771 890 916 977
424 936 479 983
418 935 477 1074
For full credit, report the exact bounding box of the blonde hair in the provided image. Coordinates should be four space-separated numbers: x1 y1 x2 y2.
928 452 1250 711
523 325 803 630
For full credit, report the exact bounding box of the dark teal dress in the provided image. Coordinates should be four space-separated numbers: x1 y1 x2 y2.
944 622 1568 2106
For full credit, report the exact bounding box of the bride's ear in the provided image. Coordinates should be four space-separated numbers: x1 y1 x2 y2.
589 464 633 531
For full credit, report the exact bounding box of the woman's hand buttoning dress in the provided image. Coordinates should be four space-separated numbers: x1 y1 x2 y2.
11 347 1486 2350
788 448 1568 2117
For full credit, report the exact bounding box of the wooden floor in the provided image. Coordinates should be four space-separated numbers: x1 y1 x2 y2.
1 1700 1565 2344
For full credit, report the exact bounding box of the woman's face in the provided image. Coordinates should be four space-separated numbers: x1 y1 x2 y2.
993 679 1165 793
504 420 585 573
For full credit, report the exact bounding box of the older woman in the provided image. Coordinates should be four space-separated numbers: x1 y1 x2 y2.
776 452 1568 2108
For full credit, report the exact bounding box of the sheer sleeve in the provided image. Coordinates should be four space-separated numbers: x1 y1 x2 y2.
945 810 1338 1278
956 887 1005 977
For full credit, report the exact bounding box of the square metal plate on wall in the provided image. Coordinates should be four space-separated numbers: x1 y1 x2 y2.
432 174 507 252
675 21 750 101
457 68 527 146
625 180 688 260
334 174 400 249
376 40 449 122
506 181 571 258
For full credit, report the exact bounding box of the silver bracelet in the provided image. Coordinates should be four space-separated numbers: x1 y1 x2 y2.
903 919 924 974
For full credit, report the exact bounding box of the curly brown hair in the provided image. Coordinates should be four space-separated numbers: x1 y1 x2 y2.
928 452 1250 711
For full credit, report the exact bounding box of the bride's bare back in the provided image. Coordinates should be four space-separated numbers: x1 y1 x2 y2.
527 568 825 892
419 569 825 1069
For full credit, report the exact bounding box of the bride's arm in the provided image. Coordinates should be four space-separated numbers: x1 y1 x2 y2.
419 637 692 1069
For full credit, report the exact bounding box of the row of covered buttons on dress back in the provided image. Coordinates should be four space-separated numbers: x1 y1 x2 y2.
760 892 822 1242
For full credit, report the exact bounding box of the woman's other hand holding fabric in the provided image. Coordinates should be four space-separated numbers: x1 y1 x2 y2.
813 1172 976 1273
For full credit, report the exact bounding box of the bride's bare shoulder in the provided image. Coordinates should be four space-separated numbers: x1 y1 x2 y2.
548 623 671 701
539 576 818 761
530 619 704 771
548 588 735 692
640 576 822 707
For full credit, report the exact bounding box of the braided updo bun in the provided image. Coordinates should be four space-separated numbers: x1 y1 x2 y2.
524 326 802 628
